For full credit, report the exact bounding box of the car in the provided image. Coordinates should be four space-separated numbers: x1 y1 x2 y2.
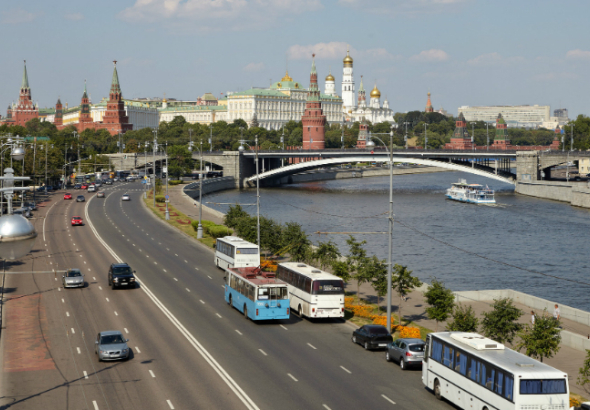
108 262 136 289
122 193 130 201
62 269 84 288
71 216 83 226
97 191 105 198
76 195 85 202
88 185 96 192
23 201 37 211
113 178 119 182
105 180 113 185
81 184 88 190
385 338 425 370
95 330 130 362
74 184 81 190
351 325 393 350
13 208 32 218
94 181 102 187
64 193 72 200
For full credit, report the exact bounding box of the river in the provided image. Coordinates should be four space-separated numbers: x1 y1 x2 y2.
205 171 590 311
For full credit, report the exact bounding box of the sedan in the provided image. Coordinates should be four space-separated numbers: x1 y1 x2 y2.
105 180 113 185
95 330 130 362
74 184 81 190
71 216 83 226
97 191 105 198
386 338 425 370
352 325 393 350
76 195 85 202
64 193 72 200
122 193 130 201
81 184 88 190
62 269 84 288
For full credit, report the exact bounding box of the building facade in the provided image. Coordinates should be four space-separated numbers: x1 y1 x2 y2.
458 105 552 128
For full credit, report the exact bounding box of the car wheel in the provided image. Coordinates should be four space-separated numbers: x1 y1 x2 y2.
364 342 369 350
400 359 406 370
434 379 442 400
243 305 248 319
386 351 391 362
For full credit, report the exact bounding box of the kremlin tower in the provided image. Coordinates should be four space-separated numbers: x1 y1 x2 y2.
357 76 366 108
445 112 474 150
78 80 94 129
301 54 326 150
492 113 510 149
425 92 434 113
3 61 39 126
54 98 63 128
98 61 132 135
342 47 355 112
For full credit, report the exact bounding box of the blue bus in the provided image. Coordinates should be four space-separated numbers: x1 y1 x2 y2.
224 267 290 321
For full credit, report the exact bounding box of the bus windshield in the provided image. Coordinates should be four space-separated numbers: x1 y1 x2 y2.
258 286 288 300
236 248 258 255
312 280 344 295
520 379 567 394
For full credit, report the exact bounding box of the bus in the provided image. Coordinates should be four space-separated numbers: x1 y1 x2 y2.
224 267 290 321
215 236 260 270
423 332 569 410
276 262 345 319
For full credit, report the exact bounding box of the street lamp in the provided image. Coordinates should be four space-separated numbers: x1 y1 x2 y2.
164 142 169 220
341 119 345 150
403 122 411 150
365 126 395 334
209 124 213 153
152 129 158 208
423 123 428 150
485 122 490 151
470 122 476 152
238 136 260 249
570 123 574 152
73 131 81 177
196 140 204 239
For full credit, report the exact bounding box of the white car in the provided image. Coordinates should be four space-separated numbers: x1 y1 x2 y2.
122 193 131 201
63 269 84 288
88 185 96 192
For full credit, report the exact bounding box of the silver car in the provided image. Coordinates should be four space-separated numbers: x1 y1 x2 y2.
122 193 130 201
63 269 84 288
385 338 425 370
95 331 130 362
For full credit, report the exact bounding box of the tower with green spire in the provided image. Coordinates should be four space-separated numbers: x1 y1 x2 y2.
492 113 511 149
301 54 326 150
79 80 93 127
99 61 132 135
11 60 39 126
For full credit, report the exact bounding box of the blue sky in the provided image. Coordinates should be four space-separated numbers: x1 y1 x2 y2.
1 0 589 118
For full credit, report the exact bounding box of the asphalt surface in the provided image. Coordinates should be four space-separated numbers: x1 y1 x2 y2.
0 183 454 410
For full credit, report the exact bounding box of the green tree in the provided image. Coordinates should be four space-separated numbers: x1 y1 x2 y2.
515 310 561 362
392 264 422 325
446 304 479 332
481 298 523 344
281 222 311 262
578 349 590 394
345 235 368 295
167 145 192 179
361 255 387 308
224 204 249 228
424 278 455 331
312 241 341 270
331 260 351 283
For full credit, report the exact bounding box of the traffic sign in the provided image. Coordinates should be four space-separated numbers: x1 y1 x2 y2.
165 195 169 200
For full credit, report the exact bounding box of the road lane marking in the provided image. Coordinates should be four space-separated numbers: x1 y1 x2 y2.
124 328 129 334
149 370 155 378
235 330 242 335
184 260 188 263
174 278 178 281
163 269 167 273
186 288 190 292
62 298 65 303
135 347 141 353
175 254 178 256
93 277 96 280
208 276 212 279
58 287 61 292
287 373 298 382
258 349 267 356
93 401 99 410
71 328 75 334
154 262 157 265
83 371 88 379
340 366 351 374
77 347 81 354
167 400 175 409
66 312 70 317
382 395 396 405
280 325 288 330
195 267 199 271
323 405 332 410
114 311 118 316
216 313 222 318
99 286 102 290
84 261 86 264
200 300 205 304
106 298 109 302
307 343 317 350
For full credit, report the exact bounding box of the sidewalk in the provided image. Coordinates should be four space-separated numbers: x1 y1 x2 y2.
167 183 225 226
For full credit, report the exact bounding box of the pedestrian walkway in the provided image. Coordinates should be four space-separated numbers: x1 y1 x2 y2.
166 183 225 225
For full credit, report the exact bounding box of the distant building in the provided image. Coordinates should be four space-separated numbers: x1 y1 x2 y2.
301 55 326 150
1 61 39 127
458 105 551 128
554 108 568 118
445 112 475 150
425 92 434 113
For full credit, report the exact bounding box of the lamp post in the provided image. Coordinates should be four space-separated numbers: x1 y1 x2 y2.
403 122 410 150
423 123 428 150
196 140 204 239
152 129 157 207
365 125 395 334
165 142 169 220
485 122 490 151
470 122 476 152
209 124 213 153
570 123 574 152
341 119 345 150
238 136 260 249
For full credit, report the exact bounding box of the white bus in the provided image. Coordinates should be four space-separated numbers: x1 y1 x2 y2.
276 262 344 319
423 332 569 410
214 236 260 270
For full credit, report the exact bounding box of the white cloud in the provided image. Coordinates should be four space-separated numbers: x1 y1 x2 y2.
467 52 524 66
410 49 449 63
566 49 590 60
288 42 351 60
119 0 322 30
0 8 38 24
243 62 264 72
65 12 84 21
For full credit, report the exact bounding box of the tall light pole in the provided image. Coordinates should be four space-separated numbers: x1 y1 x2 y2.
470 122 476 152
485 122 490 151
570 123 574 152
238 136 261 249
196 140 204 239
403 121 410 150
423 123 428 150
152 129 157 207
165 142 169 220
366 125 395 333
73 131 81 177
341 119 345 150
209 124 213 153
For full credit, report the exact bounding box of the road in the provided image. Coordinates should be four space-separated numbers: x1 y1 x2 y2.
0 183 452 410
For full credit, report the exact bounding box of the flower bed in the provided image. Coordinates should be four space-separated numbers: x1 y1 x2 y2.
345 296 420 336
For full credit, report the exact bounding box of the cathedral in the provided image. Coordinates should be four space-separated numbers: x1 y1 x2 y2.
329 48 396 126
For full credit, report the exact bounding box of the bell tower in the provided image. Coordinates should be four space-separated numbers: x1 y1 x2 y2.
341 46 355 112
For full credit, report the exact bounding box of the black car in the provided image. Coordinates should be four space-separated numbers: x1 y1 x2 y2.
74 184 81 189
352 325 393 350
108 263 136 289
76 195 85 202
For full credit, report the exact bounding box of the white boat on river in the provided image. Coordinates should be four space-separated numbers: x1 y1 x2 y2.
446 179 495 204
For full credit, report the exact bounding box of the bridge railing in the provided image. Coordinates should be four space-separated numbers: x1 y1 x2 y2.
239 148 523 155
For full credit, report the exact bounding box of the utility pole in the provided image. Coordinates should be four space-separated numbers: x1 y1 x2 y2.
197 140 204 239
165 142 169 220
423 123 428 150
570 123 574 152
403 122 410 150
152 129 157 207
255 135 260 249
486 122 489 151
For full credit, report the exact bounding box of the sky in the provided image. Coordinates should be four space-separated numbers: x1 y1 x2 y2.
1 0 589 118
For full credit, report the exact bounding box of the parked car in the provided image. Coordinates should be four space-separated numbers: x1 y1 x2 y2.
74 184 81 190
23 201 37 211
64 193 72 200
76 195 85 202
71 216 83 226
95 330 130 362
97 191 105 198
385 338 425 370
121 193 130 201
108 262 136 289
351 325 393 350
62 269 84 288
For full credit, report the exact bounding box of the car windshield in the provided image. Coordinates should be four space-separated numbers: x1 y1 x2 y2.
100 335 125 345
66 270 82 277
113 266 132 275
73 216 81 220
409 344 425 352
368 327 389 335
77 196 84 199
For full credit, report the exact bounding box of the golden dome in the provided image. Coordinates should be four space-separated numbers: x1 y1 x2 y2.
370 84 381 98
325 72 335 82
343 47 353 66
281 70 293 82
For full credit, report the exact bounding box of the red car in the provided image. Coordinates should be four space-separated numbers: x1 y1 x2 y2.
81 184 88 190
64 193 72 200
71 216 83 226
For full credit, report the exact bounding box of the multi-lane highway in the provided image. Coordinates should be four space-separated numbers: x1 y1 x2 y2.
0 183 451 410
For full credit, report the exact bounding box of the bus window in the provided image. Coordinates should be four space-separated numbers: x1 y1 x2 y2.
304 278 312 293
237 248 258 254
269 287 288 300
312 280 344 295
431 339 443 363
258 288 269 300
443 345 454 368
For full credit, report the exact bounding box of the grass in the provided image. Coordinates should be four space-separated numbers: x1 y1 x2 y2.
143 189 217 248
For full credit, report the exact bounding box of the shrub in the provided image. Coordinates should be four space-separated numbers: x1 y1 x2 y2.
169 180 183 185
155 195 166 203
208 225 233 239
191 219 217 232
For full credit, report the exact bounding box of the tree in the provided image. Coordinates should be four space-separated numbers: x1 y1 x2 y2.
331 260 351 283
481 298 523 344
446 304 479 332
362 255 387 308
515 310 561 362
224 204 249 228
345 235 368 295
167 145 192 179
424 278 455 331
578 349 590 394
313 241 341 270
281 222 310 262
392 264 422 325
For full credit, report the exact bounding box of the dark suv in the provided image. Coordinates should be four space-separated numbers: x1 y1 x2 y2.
108 263 136 289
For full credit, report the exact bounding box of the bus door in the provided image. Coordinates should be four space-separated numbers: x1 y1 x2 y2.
422 334 431 385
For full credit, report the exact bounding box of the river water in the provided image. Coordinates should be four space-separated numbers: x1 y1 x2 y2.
206 171 590 311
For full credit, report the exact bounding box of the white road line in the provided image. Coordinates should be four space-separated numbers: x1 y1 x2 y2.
114 311 118 316
184 260 188 263
66 312 70 317
167 248 170 251
93 400 99 410
99 286 102 290
71 328 75 334
186 288 190 292
287 373 298 382
88 268 91 271
207 276 212 279
93 277 96 280
216 313 222 318
175 254 178 256
307 343 317 350
62 298 65 303
124 328 129 333
83 371 88 379
280 325 288 330
84 261 86 264
106 298 109 302
58 287 61 292
154 261 157 265
166 400 175 409
77 347 81 354
381 395 396 405
195 267 199 271
149 370 155 378
135 347 141 353
258 349 267 356
340 366 351 374
200 300 205 304
163 269 167 273
235 330 242 335
323 405 332 410
174 278 178 281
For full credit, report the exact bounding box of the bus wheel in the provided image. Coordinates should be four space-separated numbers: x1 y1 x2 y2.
298 305 303 318
243 305 248 319
434 379 442 400
228 294 232 306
